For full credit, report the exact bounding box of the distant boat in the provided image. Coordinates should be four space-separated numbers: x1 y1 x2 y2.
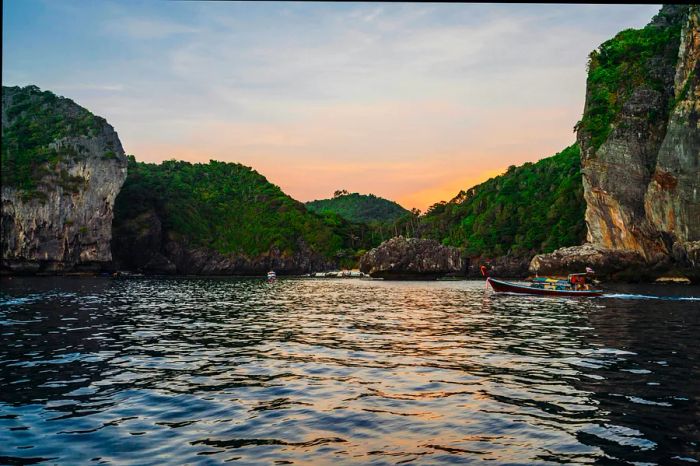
311 270 366 278
267 271 277 281
486 275 604 297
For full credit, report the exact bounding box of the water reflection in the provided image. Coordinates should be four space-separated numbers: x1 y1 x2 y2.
573 296 700 464
0 277 698 464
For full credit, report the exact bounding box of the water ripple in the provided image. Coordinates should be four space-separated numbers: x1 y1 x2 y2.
0 277 698 464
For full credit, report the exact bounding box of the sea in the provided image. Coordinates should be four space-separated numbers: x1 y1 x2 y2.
1 277 699 465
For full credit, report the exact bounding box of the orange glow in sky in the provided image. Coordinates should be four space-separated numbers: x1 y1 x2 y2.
3 2 660 211
127 103 580 211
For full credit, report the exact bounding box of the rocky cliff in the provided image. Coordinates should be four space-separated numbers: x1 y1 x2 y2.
359 236 464 279
645 5 700 273
1 86 127 274
532 5 699 281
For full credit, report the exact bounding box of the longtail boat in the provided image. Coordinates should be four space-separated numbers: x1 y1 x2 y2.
486 275 604 297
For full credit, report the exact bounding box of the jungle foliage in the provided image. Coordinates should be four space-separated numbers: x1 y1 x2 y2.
575 16 682 151
114 145 587 268
1 85 104 195
113 158 382 266
417 145 586 258
306 192 410 224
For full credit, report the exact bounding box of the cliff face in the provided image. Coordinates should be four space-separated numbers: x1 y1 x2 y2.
1 86 127 273
532 5 699 281
645 6 700 270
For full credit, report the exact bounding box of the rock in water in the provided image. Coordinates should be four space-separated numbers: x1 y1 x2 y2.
359 236 464 280
532 6 699 282
1 85 127 274
529 244 650 281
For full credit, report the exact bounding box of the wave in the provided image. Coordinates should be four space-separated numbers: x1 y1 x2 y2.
601 293 700 301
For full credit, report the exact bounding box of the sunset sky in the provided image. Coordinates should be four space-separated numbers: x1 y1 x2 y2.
3 1 659 211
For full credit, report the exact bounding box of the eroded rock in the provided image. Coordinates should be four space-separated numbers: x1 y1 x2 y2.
529 244 654 281
359 236 464 280
534 6 699 281
1 86 128 274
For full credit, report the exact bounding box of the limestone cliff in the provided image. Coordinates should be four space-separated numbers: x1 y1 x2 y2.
532 5 699 281
1 85 127 273
645 5 700 271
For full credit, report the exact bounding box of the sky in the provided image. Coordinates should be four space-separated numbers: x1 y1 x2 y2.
2 1 660 211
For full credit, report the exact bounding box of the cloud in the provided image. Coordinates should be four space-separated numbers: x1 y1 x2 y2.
120 98 577 211
53 83 124 92
109 17 199 39
3 2 661 209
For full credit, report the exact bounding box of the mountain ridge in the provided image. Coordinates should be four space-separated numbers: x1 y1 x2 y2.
306 192 410 224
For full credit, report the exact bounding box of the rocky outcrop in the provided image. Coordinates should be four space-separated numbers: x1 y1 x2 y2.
359 236 464 280
532 5 699 282
578 5 687 257
530 244 652 281
1 86 128 274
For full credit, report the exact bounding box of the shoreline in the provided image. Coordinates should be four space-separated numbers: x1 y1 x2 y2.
1 272 697 285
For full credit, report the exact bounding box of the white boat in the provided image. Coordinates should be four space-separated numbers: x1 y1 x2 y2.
267 271 277 281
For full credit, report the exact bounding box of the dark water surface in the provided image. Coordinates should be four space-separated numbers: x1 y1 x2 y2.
1 277 699 465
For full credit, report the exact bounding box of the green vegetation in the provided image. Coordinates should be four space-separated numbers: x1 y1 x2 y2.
302 151 586 261
575 19 682 151
1 85 104 195
4 4 682 273
306 191 410 224
417 145 586 258
114 158 381 265
2 84 589 267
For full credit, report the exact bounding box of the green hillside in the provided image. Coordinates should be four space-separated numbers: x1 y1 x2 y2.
306 191 410 224
113 158 353 259
3 85 588 270
417 144 586 258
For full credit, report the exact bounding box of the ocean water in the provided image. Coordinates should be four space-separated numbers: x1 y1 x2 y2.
0 277 698 465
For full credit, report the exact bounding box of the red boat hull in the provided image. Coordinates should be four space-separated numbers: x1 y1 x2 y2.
486 277 604 297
